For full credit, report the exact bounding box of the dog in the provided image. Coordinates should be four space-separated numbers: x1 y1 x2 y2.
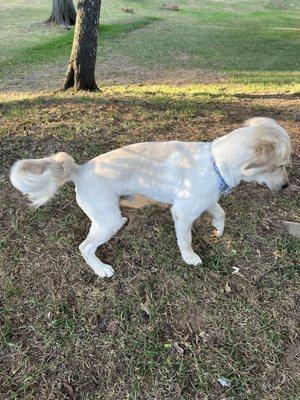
10 117 291 278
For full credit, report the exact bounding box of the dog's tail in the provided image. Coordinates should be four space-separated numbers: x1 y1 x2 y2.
10 152 76 207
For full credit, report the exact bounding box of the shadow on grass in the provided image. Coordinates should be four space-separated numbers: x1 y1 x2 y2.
0 17 160 77
0 89 298 118
1 91 299 171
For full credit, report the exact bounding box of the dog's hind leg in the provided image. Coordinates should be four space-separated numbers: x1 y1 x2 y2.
207 203 225 237
77 193 127 277
171 204 202 266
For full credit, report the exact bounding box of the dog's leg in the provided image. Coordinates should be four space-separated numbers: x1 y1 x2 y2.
171 206 202 266
77 194 127 277
207 203 225 237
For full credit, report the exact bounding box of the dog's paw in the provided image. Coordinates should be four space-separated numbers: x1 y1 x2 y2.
94 263 115 278
213 221 224 237
181 250 202 266
214 228 223 237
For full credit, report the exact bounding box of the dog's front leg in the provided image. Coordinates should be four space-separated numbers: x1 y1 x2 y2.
207 203 225 237
171 206 202 266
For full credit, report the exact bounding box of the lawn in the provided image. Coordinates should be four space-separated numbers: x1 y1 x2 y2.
0 0 299 90
0 88 299 399
0 0 300 399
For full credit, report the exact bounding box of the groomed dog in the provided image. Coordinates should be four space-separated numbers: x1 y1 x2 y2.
10 118 291 278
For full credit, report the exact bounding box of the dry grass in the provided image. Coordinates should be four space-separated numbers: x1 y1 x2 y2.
0 88 299 399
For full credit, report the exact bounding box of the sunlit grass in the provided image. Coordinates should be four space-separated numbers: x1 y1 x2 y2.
0 0 299 88
1 80 299 106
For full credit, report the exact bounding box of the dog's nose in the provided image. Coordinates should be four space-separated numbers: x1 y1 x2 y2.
282 182 289 189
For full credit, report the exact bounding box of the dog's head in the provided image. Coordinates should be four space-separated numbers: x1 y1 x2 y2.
240 123 291 191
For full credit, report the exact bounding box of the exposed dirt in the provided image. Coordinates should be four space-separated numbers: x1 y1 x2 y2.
0 62 228 93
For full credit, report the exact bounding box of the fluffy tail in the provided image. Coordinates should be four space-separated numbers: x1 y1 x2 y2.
10 152 76 207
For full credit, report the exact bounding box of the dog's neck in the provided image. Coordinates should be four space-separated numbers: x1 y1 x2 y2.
211 133 248 188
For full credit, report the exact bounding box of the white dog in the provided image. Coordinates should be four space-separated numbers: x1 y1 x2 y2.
10 118 291 278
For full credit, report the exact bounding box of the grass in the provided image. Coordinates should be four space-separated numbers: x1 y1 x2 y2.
0 87 299 399
0 0 299 398
0 18 160 77
0 0 299 90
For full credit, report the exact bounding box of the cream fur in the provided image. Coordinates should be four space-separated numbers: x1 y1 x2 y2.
10 118 291 278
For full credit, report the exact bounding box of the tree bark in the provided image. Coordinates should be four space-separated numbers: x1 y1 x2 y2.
46 0 76 29
63 0 101 91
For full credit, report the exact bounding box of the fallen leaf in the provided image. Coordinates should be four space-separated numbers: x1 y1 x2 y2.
224 281 231 293
232 266 240 275
283 220 300 238
63 382 75 399
107 320 119 333
173 342 184 355
140 294 151 316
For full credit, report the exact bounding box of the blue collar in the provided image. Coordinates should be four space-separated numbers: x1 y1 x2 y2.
211 157 232 196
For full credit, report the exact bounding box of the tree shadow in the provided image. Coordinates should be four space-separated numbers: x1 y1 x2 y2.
0 17 161 78
1 91 299 175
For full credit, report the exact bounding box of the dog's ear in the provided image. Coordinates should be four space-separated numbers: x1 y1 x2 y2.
241 140 276 176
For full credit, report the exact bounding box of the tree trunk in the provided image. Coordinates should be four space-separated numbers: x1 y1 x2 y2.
46 0 76 29
63 0 101 91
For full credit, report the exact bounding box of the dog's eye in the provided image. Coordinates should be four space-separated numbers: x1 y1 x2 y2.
279 164 285 168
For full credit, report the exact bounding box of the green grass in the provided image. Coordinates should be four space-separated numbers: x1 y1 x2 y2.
0 18 159 76
0 89 299 399
0 1 299 397
0 0 299 89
